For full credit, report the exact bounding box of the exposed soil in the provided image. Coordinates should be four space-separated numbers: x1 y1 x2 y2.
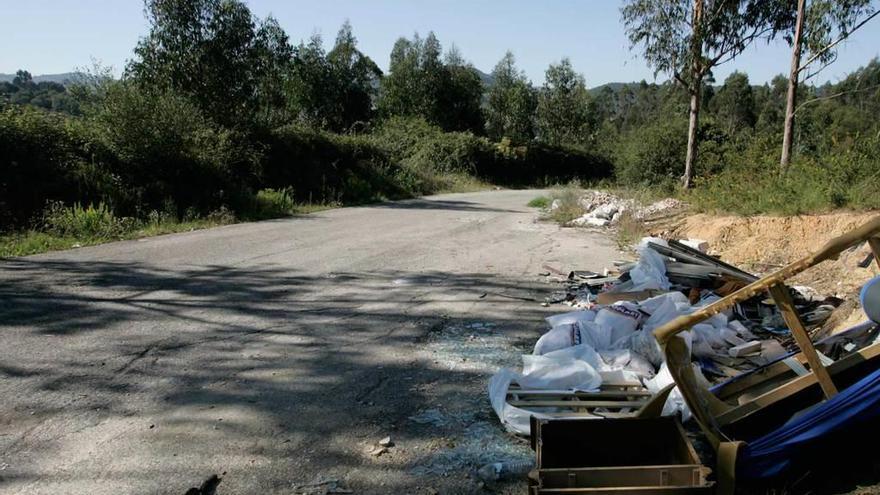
656 210 880 331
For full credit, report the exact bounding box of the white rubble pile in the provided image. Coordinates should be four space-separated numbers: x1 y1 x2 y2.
565 190 683 228
489 236 782 435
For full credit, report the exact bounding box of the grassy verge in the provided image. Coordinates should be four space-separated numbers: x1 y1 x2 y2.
0 200 338 258
0 179 492 258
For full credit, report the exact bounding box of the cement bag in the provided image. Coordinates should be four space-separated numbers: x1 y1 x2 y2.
520 345 603 390
594 302 642 347
545 309 596 328
533 322 583 355
630 238 671 291
598 349 656 379
579 321 614 350
618 329 664 368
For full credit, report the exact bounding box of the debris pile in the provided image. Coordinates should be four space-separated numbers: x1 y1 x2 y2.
490 236 843 434
556 190 684 228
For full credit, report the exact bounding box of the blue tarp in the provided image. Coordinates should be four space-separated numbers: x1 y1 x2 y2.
738 364 880 479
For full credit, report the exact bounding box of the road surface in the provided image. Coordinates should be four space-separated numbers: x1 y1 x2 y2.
0 190 620 494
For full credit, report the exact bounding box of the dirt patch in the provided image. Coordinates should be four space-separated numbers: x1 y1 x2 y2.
654 210 880 331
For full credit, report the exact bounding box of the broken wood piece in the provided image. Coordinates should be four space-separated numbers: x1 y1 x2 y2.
728 341 761 358
595 289 669 305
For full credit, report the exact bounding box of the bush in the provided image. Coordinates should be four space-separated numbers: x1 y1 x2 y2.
89 82 262 215
688 135 880 215
614 120 688 190
263 124 412 204
42 201 133 239
0 105 104 228
528 196 550 208
373 116 613 188
251 188 295 219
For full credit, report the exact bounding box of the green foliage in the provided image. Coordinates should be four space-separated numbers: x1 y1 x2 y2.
0 69 80 114
286 24 382 132
89 81 261 214
251 188 296 219
535 58 593 146
486 52 537 143
0 105 99 226
127 0 292 128
42 202 133 239
378 32 484 133
527 196 550 208
689 134 880 215
711 71 756 135
614 119 689 190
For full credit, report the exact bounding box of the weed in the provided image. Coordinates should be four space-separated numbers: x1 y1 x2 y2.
42 202 134 239
545 186 585 224
527 196 550 208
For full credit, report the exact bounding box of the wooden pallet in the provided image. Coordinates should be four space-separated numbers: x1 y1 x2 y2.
507 380 657 419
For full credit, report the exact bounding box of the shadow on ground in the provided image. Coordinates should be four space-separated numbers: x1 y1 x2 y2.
0 258 542 494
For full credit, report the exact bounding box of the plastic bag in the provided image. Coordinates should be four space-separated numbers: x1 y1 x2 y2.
545 309 596 328
629 238 671 291
489 344 603 435
594 301 642 347
533 322 583 355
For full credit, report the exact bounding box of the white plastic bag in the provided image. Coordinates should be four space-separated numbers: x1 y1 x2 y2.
489 345 603 435
545 309 596 328
629 238 671 291
533 322 583 355
594 302 642 347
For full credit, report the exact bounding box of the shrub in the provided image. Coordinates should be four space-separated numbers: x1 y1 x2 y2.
88 82 261 215
614 120 688 191
251 188 295 219
688 135 880 215
42 201 133 239
528 196 551 208
0 105 103 228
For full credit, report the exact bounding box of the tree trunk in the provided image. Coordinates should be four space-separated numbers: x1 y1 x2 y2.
781 0 806 170
683 82 701 189
682 0 704 189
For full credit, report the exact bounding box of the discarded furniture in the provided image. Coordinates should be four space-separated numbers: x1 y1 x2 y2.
652 216 880 493
508 380 674 420
528 416 714 494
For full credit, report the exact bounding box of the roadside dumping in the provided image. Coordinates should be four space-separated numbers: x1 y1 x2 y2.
489 236 842 434
487 215 880 494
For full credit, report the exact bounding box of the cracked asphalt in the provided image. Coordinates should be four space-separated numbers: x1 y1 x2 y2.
0 190 619 494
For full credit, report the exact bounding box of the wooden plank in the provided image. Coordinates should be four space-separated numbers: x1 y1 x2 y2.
713 353 803 400
717 340 880 426
507 389 652 398
869 237 880 270
509 400 649 409
539 465 707 488
768 283 837 398
653 215 880 345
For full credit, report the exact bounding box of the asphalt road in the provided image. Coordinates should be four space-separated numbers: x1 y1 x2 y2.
0 190 620 494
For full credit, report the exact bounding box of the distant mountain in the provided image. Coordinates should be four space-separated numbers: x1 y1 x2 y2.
0 72 82 84
475 68 494 87
589 82 630 95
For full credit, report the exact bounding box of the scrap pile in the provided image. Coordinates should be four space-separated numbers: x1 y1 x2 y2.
558 191 684 228
490 236 842 434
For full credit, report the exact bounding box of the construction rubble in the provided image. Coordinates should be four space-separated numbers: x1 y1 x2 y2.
555 190 684 227
491 236 839 434
485 216 880 494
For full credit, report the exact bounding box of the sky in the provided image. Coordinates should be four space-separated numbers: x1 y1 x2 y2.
2 0 879 87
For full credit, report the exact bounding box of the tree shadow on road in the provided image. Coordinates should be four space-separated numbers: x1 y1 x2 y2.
0 258 547 493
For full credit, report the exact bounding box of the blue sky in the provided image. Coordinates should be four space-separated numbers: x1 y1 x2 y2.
2 0 879 86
